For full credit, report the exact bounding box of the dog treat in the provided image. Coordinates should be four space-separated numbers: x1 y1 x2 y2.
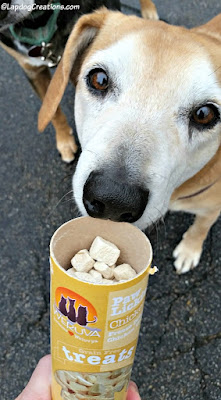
89 236 120 266
66 237 138 284
71 249 95 272
113 264 137 281
74 271 98 283
89 269 103 282
102 278 115 284
94 262 115 279
55 365 132 400
66 268 76 277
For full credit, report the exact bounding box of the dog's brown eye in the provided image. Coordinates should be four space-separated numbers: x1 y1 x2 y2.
87 69 108 92
191 105 218 126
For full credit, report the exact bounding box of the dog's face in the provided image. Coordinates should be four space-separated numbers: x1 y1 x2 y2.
39 10 221 229
0 0 48 30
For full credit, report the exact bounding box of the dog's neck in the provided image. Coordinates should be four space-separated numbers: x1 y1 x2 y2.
171 146 221 202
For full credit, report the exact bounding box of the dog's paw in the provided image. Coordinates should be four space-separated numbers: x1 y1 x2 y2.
173 237 202 274
57 129 78 163
142 9 159 20
141 6 159 21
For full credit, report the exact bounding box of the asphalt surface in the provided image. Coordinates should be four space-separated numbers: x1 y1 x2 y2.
0 1 221 399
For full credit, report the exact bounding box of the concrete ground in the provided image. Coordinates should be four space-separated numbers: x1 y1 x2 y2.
0 1 221 399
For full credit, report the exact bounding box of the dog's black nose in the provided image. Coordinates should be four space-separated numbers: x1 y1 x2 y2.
83 171 149 222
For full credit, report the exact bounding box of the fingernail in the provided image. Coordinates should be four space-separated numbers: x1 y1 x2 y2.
129 381 139 392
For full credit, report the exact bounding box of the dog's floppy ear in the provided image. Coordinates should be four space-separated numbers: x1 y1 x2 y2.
38 8 109 131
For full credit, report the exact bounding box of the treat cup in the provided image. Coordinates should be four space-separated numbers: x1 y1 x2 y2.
50 217 153 400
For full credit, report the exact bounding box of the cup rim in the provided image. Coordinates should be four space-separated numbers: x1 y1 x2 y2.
50 216 153 286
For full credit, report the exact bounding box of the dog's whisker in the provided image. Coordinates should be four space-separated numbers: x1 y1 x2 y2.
47 190 76 217
85 149 100 157
152 216 160 246
209 65 221 76
146 214 158 233
62 198 75 204
155 208 166 231
148 172 169 181
61 189 74 198
152 206 166 230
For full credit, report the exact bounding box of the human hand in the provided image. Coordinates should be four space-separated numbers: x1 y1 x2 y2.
15 355 141 400
15 355 51 400
127 381 141 400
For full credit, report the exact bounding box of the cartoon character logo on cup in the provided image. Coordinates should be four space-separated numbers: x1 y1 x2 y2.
55 287 98 328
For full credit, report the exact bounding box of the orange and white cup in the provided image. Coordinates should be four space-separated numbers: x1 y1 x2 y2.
50 217 153 400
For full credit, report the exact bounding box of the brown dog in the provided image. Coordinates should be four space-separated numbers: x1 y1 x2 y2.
39 3 221 273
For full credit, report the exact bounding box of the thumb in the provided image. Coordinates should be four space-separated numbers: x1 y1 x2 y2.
127 381 141 400
15 355 52 400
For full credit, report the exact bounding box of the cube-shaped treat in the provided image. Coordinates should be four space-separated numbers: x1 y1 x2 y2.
75 271 97 283
66 267 76 276
89 269 103 283
113 264 136 281
94 262 114 279
71 249 95 272
102 279 115 284
89 236 120 266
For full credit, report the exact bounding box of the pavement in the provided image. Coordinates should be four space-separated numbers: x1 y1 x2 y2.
0 1 221 399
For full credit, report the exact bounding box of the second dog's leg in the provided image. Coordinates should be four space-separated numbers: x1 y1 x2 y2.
22 64 78 163
173 209 220 274
140 0 159 20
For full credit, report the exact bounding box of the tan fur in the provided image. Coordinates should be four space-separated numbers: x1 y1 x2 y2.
140 0 159 20
38 5 221 273
38 8 110 132
39 10 169 131
169 16 221 272
38 2 161 130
